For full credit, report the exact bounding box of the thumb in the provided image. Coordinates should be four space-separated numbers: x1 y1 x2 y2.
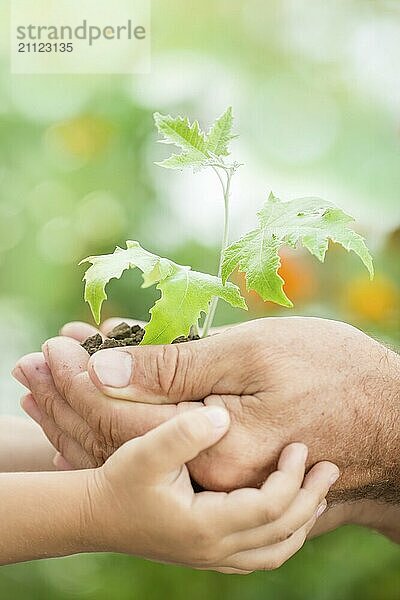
88 332 240 404
115 406 230 483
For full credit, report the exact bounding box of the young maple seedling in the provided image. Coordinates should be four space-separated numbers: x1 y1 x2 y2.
81 107 373 346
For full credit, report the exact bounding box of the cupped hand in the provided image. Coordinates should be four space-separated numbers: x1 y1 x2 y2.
14 316 399 505
12 317 226 475
87 408 338 573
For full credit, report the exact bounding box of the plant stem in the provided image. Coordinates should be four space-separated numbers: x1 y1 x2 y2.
201 166 233 337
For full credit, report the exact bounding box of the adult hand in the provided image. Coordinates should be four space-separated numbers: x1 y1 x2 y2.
14 317 399 521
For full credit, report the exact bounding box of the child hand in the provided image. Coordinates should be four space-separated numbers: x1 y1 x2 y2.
87 406 339 574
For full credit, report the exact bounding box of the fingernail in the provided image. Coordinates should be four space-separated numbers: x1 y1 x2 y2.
53 453 73 471
329 470 340 486
92 350 133 388
21 394 42 424
316 500 327 518
12 366 29 388
204 407 230 429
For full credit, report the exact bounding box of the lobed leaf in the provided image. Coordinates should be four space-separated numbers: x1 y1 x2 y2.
143 268 247 345
81 241 247 343
222 193 374 307
154 112 209 170
80 241 166 324
206 107 235 157
154 107 235 171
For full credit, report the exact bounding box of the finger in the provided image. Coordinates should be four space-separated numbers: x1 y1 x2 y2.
53 452 74 471
121 407 230 483
43 336 102 415
87 327 248 405
38 337 190 474
21 394 95 469
17 348 178 468
15 353 101 466
60 321 103 342
16 351 91 434
12 365 30 389
227 460 338 552
42 336 90 394
209 443 309 533
20 392 44 423
43 336 180 441
223 515 315 572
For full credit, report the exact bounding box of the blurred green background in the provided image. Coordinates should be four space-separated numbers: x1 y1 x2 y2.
0 0 399 598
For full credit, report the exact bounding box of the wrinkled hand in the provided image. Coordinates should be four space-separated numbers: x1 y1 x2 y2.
14 316 399 506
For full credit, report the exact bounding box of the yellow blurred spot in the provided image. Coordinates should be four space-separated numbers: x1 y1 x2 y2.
48 116 113 160
344 275 399 322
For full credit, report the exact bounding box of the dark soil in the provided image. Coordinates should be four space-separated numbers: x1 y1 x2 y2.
81 322 200 355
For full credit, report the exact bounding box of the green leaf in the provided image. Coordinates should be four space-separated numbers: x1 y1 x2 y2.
154 108 236 170
143 269 247 345
222 193 374 307
154 112 209 170
206 107 235 157
141 257 176 289
155 152 208 171
81 241 247 343
80 241 173 324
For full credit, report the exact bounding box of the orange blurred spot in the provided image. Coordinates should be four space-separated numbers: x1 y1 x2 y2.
233 252 317 313
343 275 399 322
278 252 317 303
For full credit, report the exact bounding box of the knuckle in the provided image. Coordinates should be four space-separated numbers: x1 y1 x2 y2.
54 431 68 457
262 502 283 523
272 526 295 545
69 373 92 416
194 544 221 566
72 395 123 463
189 521 221 564
105 409 124 449
42 392 56 421
155 345 193 400
89 437 112 466
70 421 88 446
70 419 115 466
57 369 74 400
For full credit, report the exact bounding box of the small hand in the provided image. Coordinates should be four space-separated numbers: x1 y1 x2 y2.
89 408 337 573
